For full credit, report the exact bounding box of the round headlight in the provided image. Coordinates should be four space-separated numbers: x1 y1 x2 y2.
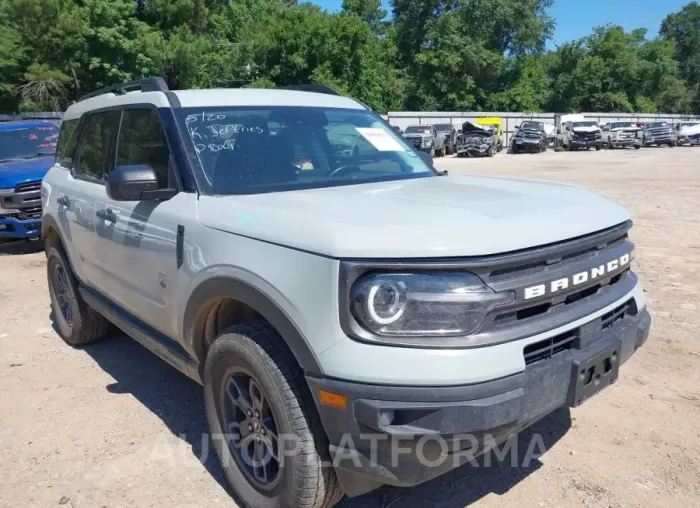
350 272 513 338
367 281 407 325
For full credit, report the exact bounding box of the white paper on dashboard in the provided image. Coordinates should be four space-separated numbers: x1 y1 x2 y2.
355 128 406 151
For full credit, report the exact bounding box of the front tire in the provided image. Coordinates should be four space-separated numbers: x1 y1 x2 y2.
204 323 343 508
47 245 109 346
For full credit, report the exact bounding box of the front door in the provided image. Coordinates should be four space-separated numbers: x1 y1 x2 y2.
93 108 181 338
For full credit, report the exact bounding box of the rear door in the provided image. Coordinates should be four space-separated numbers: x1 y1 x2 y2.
56 110 120 285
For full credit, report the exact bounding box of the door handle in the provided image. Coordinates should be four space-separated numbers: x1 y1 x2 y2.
96 208 117 223
57 195 70 208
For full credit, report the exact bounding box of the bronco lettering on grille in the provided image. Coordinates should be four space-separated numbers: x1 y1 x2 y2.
523 253 631 300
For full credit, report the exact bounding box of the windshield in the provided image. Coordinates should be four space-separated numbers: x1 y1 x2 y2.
404 125 431 134
0 124 59 162
646 122 668 128
610 122 634 129
520 122 543 131
177 107 435 195
434 124 453 132
572 121 597 128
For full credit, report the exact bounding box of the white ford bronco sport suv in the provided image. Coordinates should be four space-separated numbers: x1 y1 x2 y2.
42 78 651 507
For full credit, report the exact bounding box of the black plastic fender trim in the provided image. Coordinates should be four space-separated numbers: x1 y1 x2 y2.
182 276 324 375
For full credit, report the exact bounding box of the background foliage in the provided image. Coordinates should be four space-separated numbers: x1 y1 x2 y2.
0 0 699 114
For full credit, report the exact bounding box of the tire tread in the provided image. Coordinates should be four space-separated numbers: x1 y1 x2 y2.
214 322 344 508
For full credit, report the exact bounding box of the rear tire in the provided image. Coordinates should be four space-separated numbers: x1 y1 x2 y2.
668 142 675 148
47 245 109 346
204 323 344 508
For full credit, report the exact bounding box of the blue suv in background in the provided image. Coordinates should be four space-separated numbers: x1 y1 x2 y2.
0 120 59 242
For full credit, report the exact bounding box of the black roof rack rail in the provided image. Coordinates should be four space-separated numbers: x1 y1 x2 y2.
78 77 169 102
278 84 343 96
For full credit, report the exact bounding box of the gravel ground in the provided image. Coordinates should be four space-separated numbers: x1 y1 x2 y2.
1 147 699 508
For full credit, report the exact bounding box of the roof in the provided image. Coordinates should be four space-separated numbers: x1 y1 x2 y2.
64 87 365 120
0 120 58 132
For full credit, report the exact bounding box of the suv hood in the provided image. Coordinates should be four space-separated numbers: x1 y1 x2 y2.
197 176 630 258
679 124 700 136
0 156 54 189
462 121 491 134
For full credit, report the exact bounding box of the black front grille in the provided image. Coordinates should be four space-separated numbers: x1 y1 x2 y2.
405 137 422 148
492 269 630 326
524 330 577 365
488 231 628 284
524 298 636 366
17 206 42 220
14 181 41 193
573 132 597 141
602 300 634 329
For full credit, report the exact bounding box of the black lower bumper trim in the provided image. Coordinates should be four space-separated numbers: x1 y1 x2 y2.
308 308 650 494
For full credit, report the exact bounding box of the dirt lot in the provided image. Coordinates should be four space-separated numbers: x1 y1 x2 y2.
1 147 699 508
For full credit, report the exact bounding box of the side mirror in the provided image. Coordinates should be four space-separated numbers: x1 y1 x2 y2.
107 164 174 201
418 151 434 167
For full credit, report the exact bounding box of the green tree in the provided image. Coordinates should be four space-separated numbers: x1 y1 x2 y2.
547 25 690 113
341 0 387 33
392 0 554 110
661 1 700 112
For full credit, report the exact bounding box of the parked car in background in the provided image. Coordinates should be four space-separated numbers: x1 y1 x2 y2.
0 120 61 243
391 125 403 135
403 124 444 156
563 120 602 151
475 117 504 152
434 123 457 155
642 121 677 147
601 122 642 150
456 121 498 157
511 121 547 154
676 122 700 146
553 113 585 150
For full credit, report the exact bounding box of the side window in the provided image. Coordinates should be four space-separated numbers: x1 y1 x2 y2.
75 111 121 181
55 118 80 166
117 109 171 188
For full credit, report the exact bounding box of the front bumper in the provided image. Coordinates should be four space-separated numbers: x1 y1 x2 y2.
0 216 42 239
645 133 676 144
513 138 542 151
570 139 601 148
609 137 641 147
456 144 492 156
309 306 650 495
